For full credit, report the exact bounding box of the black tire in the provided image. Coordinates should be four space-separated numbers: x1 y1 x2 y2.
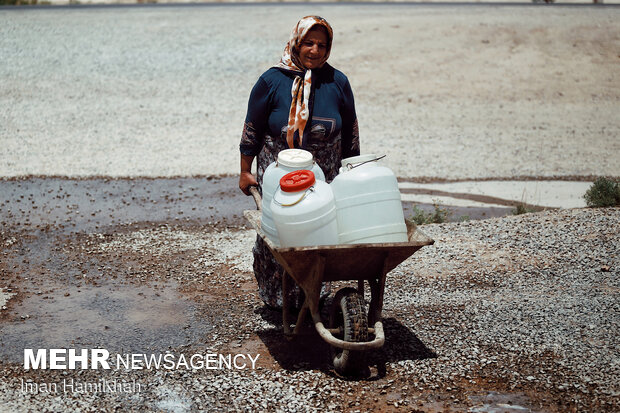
329 287 368 375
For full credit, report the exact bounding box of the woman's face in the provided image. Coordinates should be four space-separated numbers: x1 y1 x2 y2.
298 27 328 69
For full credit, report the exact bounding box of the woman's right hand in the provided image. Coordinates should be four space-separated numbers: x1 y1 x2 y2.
239 154 258 196
239 171 258 196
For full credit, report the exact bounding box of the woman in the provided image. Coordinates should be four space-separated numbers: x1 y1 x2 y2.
239 15 360 309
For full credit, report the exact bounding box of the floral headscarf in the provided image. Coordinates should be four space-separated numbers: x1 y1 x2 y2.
274 16 334 149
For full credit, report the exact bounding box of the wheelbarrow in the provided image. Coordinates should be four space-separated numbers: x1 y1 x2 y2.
244 187 434 375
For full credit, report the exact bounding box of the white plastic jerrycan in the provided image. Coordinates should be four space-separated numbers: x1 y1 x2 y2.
270 170 338 248
261 149 325 246
331 154 408 244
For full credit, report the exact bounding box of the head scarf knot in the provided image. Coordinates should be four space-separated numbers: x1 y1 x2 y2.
274 16 333 149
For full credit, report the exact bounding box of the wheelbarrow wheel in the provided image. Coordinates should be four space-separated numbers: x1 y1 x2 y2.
329 287 368 376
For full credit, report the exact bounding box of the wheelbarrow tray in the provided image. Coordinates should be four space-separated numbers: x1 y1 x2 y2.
244 209 433 284
244 208 433 352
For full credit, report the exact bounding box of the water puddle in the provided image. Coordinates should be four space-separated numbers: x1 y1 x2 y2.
469 391 541 413
402 391 542 413
0 281 216 363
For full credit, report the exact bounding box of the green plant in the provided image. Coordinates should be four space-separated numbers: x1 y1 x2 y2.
512 203 536 215
584 177 620 207
409 203 450 225
409 206 428 225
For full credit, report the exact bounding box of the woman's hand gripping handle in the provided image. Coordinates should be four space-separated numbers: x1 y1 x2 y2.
239 154 261 210
239 154 258 195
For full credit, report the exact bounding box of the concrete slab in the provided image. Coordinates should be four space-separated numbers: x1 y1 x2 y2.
399 180 593 209
401 192 509 208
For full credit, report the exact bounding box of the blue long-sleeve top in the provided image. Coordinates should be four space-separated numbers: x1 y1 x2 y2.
240 64 360 170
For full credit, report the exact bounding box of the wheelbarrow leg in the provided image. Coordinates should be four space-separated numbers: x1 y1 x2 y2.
283 255 326 336
292 306 309 335
368 254 390 326
357 279 364 296
282 271 293 336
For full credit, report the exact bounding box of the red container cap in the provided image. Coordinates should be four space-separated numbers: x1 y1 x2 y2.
280 170 315 193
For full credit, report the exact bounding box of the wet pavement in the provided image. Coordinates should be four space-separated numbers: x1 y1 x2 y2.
0 175 514 234
1 281 208 363
1 176 250 365
0 176 253 235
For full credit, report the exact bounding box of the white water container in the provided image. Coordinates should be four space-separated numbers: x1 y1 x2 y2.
261 149 325 246
271 170 338 248
331 154 408 244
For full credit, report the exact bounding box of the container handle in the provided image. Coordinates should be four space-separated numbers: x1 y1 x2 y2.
346 154 386 170
272 186 314 207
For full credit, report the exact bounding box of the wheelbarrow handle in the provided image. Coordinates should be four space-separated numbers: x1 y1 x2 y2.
249 186 262 211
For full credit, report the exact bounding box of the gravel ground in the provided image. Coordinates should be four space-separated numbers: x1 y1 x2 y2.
1 4 619 179
1 206 618 412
